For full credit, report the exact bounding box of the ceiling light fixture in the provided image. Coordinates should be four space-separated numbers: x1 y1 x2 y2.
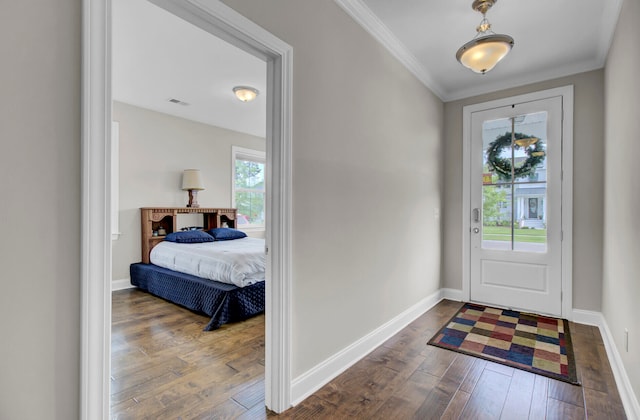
456 0 514 75
232 86 259 102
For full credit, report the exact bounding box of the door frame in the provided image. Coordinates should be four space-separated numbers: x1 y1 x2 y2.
462 85 574 319
81 0 293 418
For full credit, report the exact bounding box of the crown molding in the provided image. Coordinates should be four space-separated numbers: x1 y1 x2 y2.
333 0 445 100
445 58 602 102
596 0 624 64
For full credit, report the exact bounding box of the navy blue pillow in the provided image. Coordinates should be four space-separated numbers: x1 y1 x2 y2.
164 230 214 243
207 228 247 241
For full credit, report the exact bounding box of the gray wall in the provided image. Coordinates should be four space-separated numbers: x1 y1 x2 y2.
603 0 640 401
443 70 605 311
112 101 266 281
222 0 444 378
0 1 81 419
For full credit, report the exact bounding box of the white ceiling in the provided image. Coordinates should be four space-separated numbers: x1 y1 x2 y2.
337 0 624 101
113 0 624 132
112 0 267 138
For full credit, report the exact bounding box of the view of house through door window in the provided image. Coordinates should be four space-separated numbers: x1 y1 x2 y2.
481 112 548 253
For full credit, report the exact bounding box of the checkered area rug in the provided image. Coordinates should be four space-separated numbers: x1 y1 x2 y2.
428 303 579 385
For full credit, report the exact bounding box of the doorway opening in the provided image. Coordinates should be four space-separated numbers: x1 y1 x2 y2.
81 0 293 417
110 0 268 416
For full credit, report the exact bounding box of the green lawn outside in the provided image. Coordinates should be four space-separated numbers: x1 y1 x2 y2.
482 226 547 243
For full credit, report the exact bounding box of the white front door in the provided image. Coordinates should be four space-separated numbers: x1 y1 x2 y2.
469 96 563 316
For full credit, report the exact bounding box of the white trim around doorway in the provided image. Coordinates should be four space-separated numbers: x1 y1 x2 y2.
81 0 294 418
461 85 574 319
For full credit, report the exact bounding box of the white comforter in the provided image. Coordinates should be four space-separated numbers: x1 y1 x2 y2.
150 237 265 287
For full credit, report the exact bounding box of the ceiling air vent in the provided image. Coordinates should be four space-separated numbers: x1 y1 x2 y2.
167 98 189 106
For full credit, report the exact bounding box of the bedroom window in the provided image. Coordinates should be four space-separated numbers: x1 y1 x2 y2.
232 146 266 229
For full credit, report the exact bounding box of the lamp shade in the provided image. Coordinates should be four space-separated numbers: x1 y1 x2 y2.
181 169 204 191
456 34 514 74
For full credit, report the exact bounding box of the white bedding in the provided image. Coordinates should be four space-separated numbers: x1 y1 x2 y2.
150 237 265 287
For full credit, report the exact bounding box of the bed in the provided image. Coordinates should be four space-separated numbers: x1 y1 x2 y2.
130 207 266 330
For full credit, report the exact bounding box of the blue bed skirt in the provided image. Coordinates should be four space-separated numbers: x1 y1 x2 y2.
130 263 265 330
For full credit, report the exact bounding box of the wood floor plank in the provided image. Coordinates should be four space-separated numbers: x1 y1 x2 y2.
381 324 424 350
414 353 476 419
112 351 241 406
275 396 337 420
226 340 266 373
356 356 434 417
148 392 206 420
572 343 606 391
186 397 247 420
312 363 400 418
367 345 418 373
568 321 596 338
418 344 458 377
459 369 511 419
139 364 263 418
500 369 535 419
459 357 488 394
111 370 182 405
528 374 548 420
548 378 584 408
372 370 440 418
546 397 586 420
111 355 190 393
485 360 515 377
232 378 265 410
235 401 273 420
184 371 265 417
440 389 471 420
594 342 626 411
583 387 628 420
414 377 463 420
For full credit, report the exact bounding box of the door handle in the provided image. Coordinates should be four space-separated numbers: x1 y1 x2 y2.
473 208 480 223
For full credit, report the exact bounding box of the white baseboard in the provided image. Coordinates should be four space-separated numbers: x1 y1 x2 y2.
290 289 445 405
111 278 134 291
572 309 640 419
442 288 463 302
571 308 602 326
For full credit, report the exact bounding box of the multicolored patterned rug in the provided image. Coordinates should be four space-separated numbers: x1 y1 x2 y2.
428 303 579 385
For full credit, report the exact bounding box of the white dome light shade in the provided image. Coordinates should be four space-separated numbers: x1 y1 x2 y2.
456 0 514 74
233 86 259 102
456 34 514 74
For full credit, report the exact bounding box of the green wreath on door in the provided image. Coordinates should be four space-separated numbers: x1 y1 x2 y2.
486 132 546 181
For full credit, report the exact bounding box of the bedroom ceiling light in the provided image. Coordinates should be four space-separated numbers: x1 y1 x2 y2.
233 86 259 102
182 169 204 208
456 0 514 74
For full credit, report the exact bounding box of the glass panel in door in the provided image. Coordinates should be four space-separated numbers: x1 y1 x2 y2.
481 112 549 252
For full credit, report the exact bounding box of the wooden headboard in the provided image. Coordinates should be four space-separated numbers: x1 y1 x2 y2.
140 207 237 264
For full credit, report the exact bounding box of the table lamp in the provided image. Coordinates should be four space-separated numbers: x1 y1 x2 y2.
181 169 204 208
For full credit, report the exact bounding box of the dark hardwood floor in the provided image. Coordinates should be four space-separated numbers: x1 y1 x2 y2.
111 290 626 419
